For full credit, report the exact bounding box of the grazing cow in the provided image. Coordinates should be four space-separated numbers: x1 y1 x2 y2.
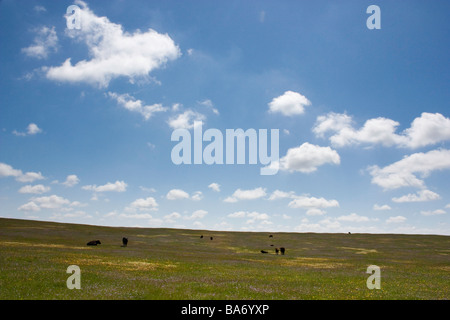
269 235 273 238
87 240 101 246
210 237 213 240
200 235 203 239
280 247 285 255
122 237 128 247
261 250 268 254
275 248 279 255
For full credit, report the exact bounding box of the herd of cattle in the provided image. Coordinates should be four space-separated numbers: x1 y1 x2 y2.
87 234 285 255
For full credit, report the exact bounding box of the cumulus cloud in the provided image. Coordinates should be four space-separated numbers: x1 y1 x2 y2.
208 183 220 192
420 209 446 216
369 149 450 190
373 204 392 211
119 213 154 219
62 174 79 187
288 196 339 209
337 213 371 222
276 143 340 173
125 197 158 212
18 184 50 194
166 189 190 200
386 216 407 223
22 26 58 59
163 212 182 223
0 163 44 183
18 194 83 213
107 92 167 120
314 112 450 149
305 208 326 216
268 91 311 116
224 187 267 202
13 123 43 136
392 189 441 203
227 211 270 225
45 1 180 87
82 180 127 192
186 209 208 220
191 191 203 201
167 110 205 130
267 190 296 200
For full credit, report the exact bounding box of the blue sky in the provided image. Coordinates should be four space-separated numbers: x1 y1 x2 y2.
1 0 449 234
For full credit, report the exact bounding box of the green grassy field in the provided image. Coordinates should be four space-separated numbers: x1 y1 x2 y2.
0 217 448 300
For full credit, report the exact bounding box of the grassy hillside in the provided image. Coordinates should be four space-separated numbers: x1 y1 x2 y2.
0 218 448 299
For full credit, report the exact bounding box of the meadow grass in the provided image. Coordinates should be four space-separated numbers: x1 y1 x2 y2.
0 218 448 300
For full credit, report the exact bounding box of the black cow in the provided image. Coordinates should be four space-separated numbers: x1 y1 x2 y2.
200 235 203 239
275 248 279 255
269 235 273 238
210 237 213 240
87 240 101 246
280 247 285 255
122 237 128 246
261 250 268 254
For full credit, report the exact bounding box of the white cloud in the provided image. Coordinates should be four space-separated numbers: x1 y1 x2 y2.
191 191 203 201
186 209 208 220
22 26 58 59
404 112 450 148
267 190 296 200
313 112 353 139
125 197 158 212
27 123 43 135
268 91 311 116
45 1 180 87
208 183 220 192
337 213 371 222
224 187 266 202
288 196 339 209
166 189 190 200
119 213 154 219
19 194 81 212
198 99 219 115
13 123 43 136
34 5 47 13
386 216 407 223
227 211 247 218
0 163 44 183
62 174 79 187
107 92 167 120
392 189 441 203
164 212 182 223
18 202 41 212
277 142 340 173
421 209 446 216
82 180 127 192
369 149 450 190
373 204 392 211
16 172 45 183
167 110 205 130
32 195 71 209
227 211 270 225
305 208 326 216
314 112 450 149
18 184 50 194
